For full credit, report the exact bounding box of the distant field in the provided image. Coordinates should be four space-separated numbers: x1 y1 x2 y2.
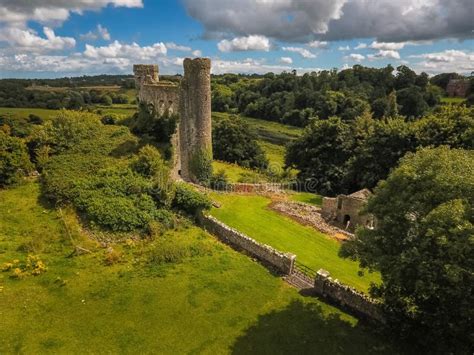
209 193 380 292
0 106 137 119
212 112 303 146
440 97 466 104
0 182 395 353
26 85 122 92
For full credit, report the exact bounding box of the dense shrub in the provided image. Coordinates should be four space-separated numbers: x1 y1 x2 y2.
210 170 229 191
131 145 175 207
30 110 102 154
0 115 31 138
212 115 268 169
73 167 174 232
129 103 178 144
0 131 33 187
172 184 211 215
101 114 119 125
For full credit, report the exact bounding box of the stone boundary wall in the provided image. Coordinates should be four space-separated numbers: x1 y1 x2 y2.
199 214 296 274
227 183 288 193
314 269 385 323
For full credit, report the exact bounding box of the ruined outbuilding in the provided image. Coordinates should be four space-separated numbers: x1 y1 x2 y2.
321 189 375 232
446 79 470 97
133 58 212 183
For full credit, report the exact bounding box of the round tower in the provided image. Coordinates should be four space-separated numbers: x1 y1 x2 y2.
179 58 212 183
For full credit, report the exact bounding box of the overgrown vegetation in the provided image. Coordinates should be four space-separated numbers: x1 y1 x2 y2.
4 109 210 233
0 130 33 187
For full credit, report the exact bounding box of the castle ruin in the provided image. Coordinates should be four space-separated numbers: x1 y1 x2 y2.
321 189 375 232
133 58 212 182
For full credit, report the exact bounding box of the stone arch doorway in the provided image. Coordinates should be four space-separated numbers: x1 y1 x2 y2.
343 215 351 229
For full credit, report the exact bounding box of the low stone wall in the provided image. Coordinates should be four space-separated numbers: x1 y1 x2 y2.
226 183 288 194
199 214 296 274
314 269 384 323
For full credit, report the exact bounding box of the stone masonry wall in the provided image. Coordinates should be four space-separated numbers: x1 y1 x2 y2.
200 214 296 274
179 58 212 182
314 269 384 323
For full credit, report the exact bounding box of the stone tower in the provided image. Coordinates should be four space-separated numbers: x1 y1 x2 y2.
179 58 212 182
133 58 212 183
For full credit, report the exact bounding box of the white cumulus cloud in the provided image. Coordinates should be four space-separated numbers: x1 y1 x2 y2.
84 40 167 60
280 57 293 64
308 41 329 49
0 27 76 53
345 53 365 62
282 47 316 59
409 49 474 74
80 24 111 41
217 35 271 52
367 50 401 60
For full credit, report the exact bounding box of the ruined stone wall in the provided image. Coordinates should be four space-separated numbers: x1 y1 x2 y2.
314 269 385 323
446 79 470 97
139 83 179 116
321 197 337 220
179 58 212 182
133 64 159 91
335 196 370 231
200 214 296 274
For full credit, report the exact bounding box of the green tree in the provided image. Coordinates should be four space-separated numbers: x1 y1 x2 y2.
341 147 474 352
285 117 353 195
346 117 417 190
212 115 268 169
0 131 33 186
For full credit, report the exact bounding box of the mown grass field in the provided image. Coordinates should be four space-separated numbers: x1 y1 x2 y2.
0 182 395 354
209 193 380 292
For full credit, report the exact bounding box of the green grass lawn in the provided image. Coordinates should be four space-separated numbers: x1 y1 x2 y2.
0 182 395 353
209 193 380 292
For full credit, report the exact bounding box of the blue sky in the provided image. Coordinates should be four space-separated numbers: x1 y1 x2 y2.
0 0 472 78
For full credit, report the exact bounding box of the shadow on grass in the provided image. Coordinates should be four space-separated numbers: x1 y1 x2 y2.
230 300 398 355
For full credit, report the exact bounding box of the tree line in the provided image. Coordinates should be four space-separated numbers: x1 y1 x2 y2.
212 65 473 126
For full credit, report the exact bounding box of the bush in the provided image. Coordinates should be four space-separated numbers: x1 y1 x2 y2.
210 170 229 191
28 114 43 125
172 184 211 215
129 103 178 144
73 167 172 232
101 114 119 125
0 131 33 187
30 110 102 154
131 145 175 207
